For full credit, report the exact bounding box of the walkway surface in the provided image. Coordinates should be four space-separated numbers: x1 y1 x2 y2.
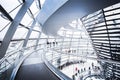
15 50 60 80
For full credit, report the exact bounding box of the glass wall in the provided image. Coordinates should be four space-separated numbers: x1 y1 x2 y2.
82 2 120 79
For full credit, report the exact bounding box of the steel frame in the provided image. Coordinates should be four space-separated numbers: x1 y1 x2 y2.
0 0 34 59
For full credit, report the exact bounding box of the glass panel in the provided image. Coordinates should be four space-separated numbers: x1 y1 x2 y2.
0 16 10 31
0 0 21 12
12 26 28 39
10 4 22 19
29 1 39 15
20 13 33 26
29 31 39 38
0 22 11 41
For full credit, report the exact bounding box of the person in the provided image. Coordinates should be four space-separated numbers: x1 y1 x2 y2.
72 75 75 80
53 42 55 46
78 70 80 74
80 75 83 80
75 67 78 71
47 41 49 45
46 41 49 48
89 69 91 75
92 62 94 68
68 50 71 53
98 66 100 70
78 70 80 80
56 42 58 45
49 42 51 47
84 68 86 71
89 67 91 70
81 68 83 73
57 58 61 66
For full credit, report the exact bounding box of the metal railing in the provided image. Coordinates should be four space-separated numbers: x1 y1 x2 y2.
0 38 109 80
0 43 44 80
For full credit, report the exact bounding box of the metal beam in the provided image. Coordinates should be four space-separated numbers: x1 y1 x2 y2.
38 0 41 9
0 0 34 59
0 5 13 21
19 23 40 32
23 20 36 47
23 0 25 3
34 31 41 49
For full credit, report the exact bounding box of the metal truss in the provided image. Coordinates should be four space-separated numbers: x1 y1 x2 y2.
82 5 120 79
0 0 34 59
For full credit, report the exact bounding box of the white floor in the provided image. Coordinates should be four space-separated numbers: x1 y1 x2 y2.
61 59 104 80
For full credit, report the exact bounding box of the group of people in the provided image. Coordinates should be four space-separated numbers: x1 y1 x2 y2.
46 41 58 47
72 67 86 80
72 63 101 80
65 49 77 53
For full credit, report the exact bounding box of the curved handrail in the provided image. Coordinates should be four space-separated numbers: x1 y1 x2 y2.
52 49 120 65
10 46 72 80
9 41 72 80
42 51 72 80
45 46 120 80
83 73 103 80
0 37 112 80
0 43 45 72
10 48 42 80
